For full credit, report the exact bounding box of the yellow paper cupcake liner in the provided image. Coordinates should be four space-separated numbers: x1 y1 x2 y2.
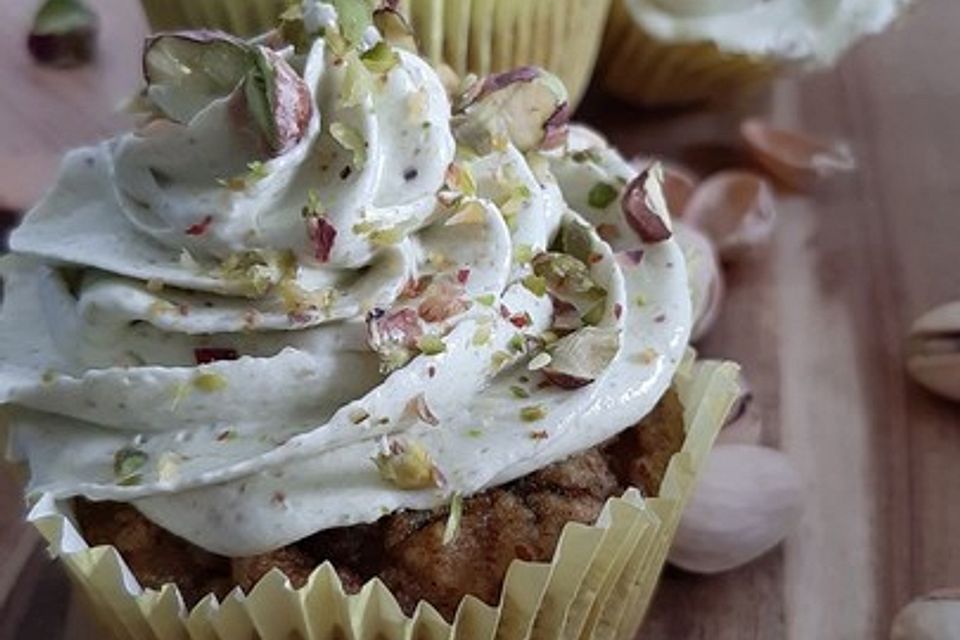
398 0 613 109
25 357 739 640
598 0 780 107
139 0 286 37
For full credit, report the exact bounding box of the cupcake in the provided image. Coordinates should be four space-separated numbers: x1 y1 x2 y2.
139 0 286 37
397 0 613 108
599 0 911 106
2 2 738 637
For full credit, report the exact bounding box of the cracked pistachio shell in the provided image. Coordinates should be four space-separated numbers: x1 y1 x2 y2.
683 170 777 263
717 370 762 445
891 589 960 640
673 222 723 342
669 444 804 574
906 301 960 402
741 118 856 190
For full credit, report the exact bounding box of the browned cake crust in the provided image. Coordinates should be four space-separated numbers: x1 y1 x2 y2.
75 388 685 619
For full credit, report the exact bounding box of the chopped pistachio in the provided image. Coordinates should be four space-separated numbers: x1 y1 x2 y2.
528 352 552 370
442 492 464 545
581 301 606 326
475 293 496 306
519 404 547 422
373 438 444 490
514 244 535 265
417 334 447 355
113 446 148 485
588 182 619 209
490 350 512 372
445 163 477 197
472 324 492 347
521 274 547 297
445 200 487 226
156 451 183 482
466 428 484 438
510 385 530 399
193 371 227 392
508 334 526 353
360 40 399 74
635 294 648 307
349 408 370 424
369 226 405 246
341 53 373 106
41 370 58 385
329 121 367 168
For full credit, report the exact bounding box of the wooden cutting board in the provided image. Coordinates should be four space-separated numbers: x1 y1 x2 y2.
1 0 959 638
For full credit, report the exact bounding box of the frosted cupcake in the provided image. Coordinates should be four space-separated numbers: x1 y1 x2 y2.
2 2 738 636
599 0 911 106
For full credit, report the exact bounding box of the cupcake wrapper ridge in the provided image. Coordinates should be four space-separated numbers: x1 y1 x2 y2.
26 356 740 640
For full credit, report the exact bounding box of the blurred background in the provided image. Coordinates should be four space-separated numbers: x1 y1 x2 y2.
1 0 958 638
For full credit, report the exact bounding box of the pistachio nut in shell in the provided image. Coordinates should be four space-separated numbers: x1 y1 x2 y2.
741 118 856 190
906 301 960 402
669 444 804 574
673 221 724 342
683 170 777 263
891 589 960 640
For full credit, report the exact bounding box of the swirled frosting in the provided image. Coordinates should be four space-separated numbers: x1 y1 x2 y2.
626 0 910 65
1 5 691 556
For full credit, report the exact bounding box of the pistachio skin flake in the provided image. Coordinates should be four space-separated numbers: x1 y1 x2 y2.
113 446 148 485
373 438 444 490
520 404 547 422
588 182 619 209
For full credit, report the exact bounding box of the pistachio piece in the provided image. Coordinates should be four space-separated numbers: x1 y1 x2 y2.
373 7 417 52
28 0 98 67
891 589 960 640
631 158 697 217
669 444 804 574
113 446 148 486
373 437 444 489
683 171 777 263
673 221 724 342
906 301 960 402
621 164 673 244
366 307 423 373
452 67 569 154
144 33 312 154
542 326 620 389
741 118 856 190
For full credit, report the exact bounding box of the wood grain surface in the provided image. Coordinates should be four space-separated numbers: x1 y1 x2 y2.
1 0 959 638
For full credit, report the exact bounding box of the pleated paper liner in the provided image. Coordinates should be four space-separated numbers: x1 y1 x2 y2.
26 357 739 640
597 0 779 108
397 0 613 109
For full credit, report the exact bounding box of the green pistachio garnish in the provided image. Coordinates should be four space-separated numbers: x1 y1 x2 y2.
360 41 399 74
519 405 547 422
373 7 417 52
417 334 447 355
510 385 530 399
521 274 547 297
531 252 606 300
508 334 526 353
193 371 227 392
218 250 293 297
342 54 374 106
514 244 535 265
491 350 511 371
475 293 496 306
466 428 484 438
442 492 464 545
330 121 367 169
156 451 184 482
113 446 148 486
588 182 619 209
472 325 492 347
373 438 444 490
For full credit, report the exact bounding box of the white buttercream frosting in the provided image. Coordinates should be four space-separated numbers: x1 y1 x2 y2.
626 0 910 65
1 11 691 556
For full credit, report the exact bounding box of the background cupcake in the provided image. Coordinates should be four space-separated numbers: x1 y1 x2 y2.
138 0 613 109
598 0 912 106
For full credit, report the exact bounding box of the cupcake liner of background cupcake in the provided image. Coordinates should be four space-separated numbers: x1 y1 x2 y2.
598 0 779 108
139 0 286 37
24 358 740 640
398 0 612 109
